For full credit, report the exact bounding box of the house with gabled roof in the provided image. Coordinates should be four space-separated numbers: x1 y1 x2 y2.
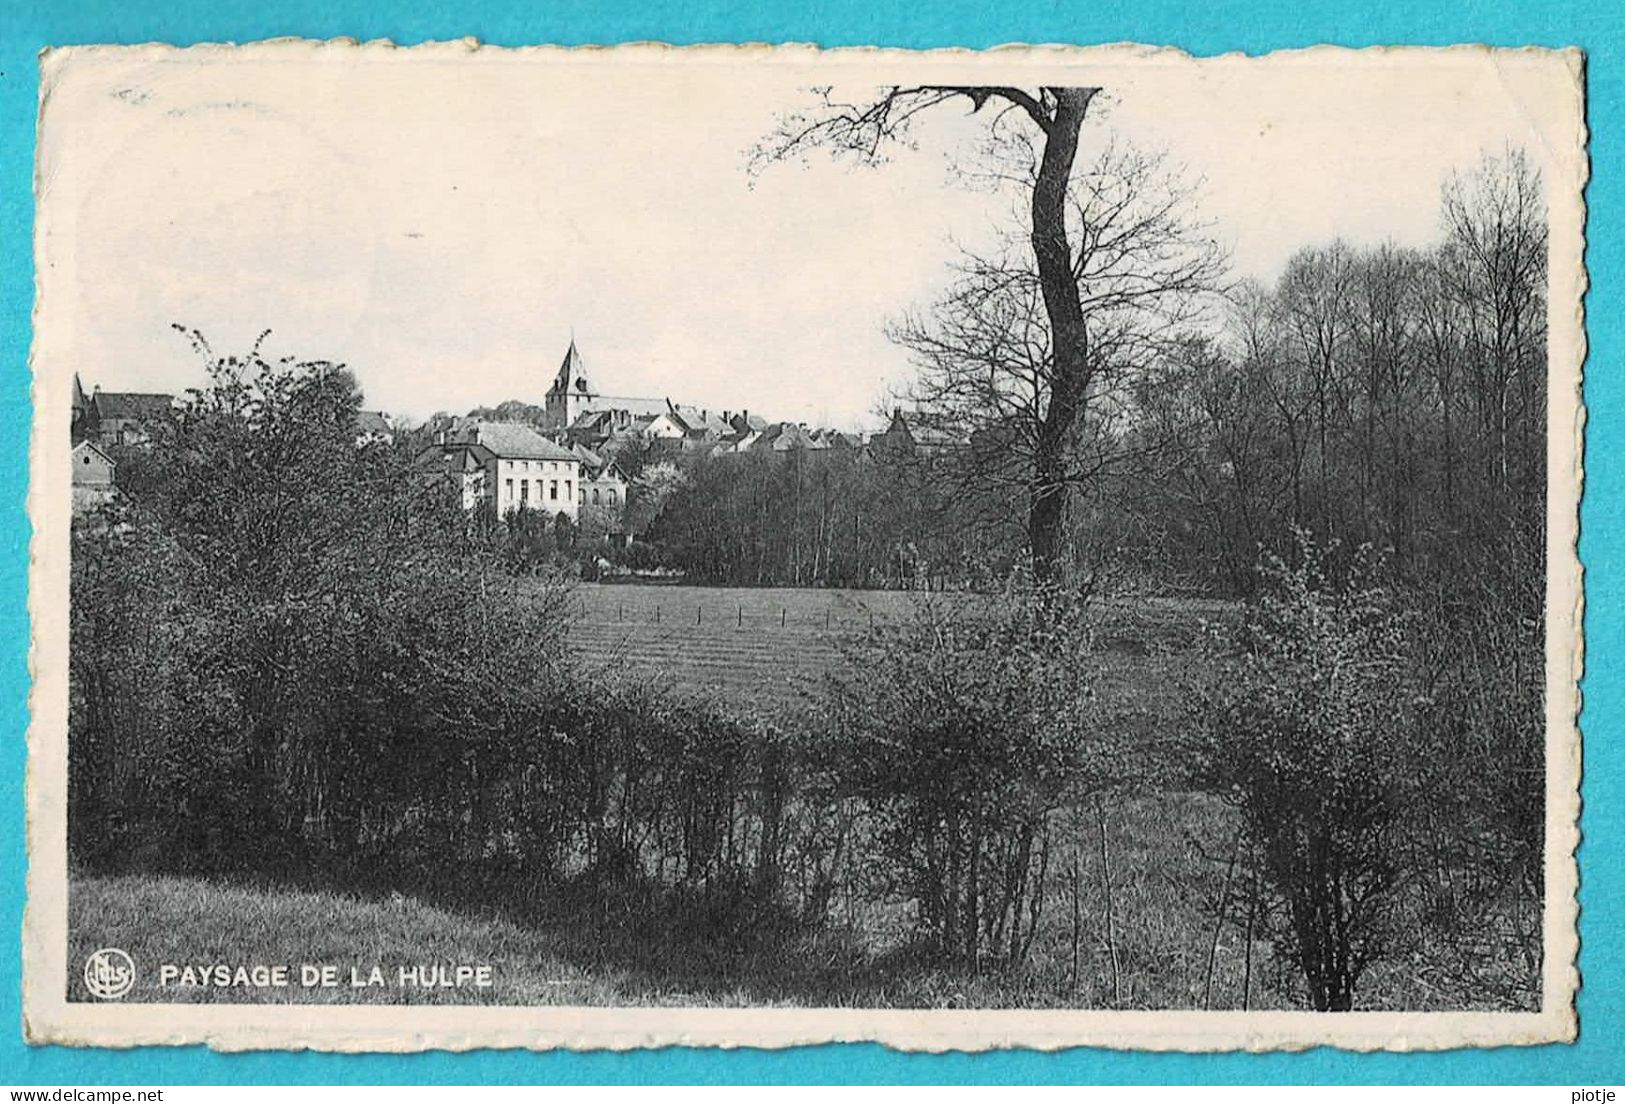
564 406 661 453
355 409 394 446
418 439 490 511
80 387 175 448
871 407 967 460
729 410 768 436
533 335 873 467
422 420 583 519
810 427 862 451
650 403 734 446
71 439 116 515
747 422 830 454
569 443 630 513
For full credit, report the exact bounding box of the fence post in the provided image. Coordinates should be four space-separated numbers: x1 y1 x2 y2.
697 606 702 626
738 605 743 627
781 608 786 627
825 609 831 629
656 605 661 624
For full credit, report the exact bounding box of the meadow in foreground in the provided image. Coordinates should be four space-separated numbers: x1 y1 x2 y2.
70 787 1274 1010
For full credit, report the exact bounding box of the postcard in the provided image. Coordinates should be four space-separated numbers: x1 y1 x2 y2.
24 40 1586 1051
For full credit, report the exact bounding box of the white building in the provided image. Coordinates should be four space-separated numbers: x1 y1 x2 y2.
425 420 583 520
71 440 116 515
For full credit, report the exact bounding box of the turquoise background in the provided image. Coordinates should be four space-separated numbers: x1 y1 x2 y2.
1 0 1614 1086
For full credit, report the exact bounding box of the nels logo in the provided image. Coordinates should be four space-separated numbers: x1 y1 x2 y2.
83 947 136 1000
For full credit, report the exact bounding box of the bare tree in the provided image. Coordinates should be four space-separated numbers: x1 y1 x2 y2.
890 139 1227 590
1439 145 1548 500
755 85 1112 584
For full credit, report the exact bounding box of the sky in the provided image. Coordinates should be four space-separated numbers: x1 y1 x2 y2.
36 44 1581 429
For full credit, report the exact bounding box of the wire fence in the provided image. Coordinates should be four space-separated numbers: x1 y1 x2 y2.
580 600 889 632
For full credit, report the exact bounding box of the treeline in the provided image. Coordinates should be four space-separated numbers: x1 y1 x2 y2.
633 150 1545 608
1126 149 1546 601
639 449 1020 590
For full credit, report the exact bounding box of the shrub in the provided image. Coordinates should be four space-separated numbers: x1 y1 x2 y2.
1403 523 1545 1004
1195 533 1425 1011
69 337 574 879
823 583 1117 969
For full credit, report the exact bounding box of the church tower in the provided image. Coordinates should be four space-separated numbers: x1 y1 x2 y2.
71 374 89 443
545 338 598 427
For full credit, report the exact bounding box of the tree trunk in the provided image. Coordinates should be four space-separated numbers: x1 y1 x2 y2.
1094 795 1122 1005
1027 88 1098 585
1204 829 1242 1010
967 811 983 971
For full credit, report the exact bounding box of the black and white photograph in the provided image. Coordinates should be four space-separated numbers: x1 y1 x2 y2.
24 42 1584 1051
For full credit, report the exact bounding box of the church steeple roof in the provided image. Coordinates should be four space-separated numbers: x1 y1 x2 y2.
551 338 595 398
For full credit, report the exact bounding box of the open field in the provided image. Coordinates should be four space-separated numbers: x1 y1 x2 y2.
563 583 899 711
560 581 1239 713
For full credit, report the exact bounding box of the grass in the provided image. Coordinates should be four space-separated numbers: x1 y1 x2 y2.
68 875 640 1005
561 581 1239 714
68 794 1524 1010
764 790 1286 1011
563 582 921 710
68 789 1290 1010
